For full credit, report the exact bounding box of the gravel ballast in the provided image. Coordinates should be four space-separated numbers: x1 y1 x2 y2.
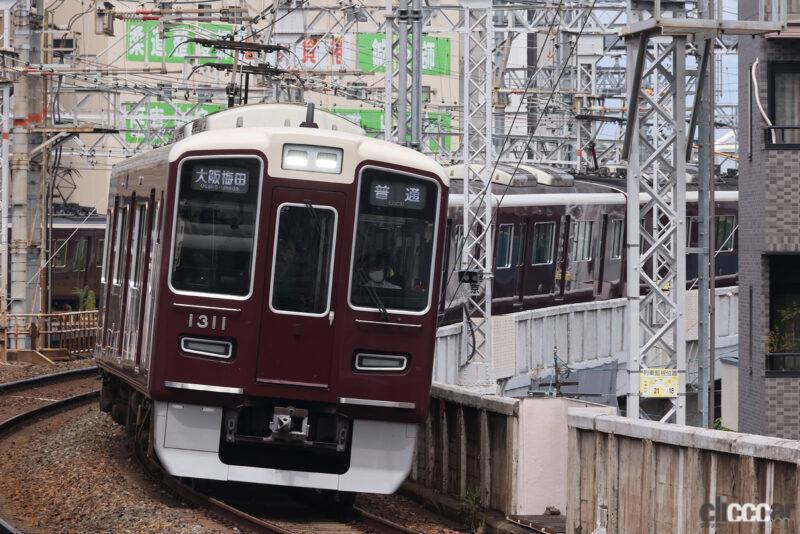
0 359 96 384
0 405 233 533
0 403 467 533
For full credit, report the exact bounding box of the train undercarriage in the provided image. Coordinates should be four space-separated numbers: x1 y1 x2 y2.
99 371 417 494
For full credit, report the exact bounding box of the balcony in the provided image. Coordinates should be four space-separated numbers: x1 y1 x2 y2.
765 126 800 148
762 0 800 23
766 353 800 376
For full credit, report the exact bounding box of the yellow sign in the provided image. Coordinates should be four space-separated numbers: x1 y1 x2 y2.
640 368 679 398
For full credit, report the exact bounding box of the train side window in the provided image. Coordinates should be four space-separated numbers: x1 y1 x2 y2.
97 239 105 268
513 224 525 266
495 224 514 269
112 206 128 285
610 219 624 260
570 220 594 262
53 239 68 268
170 157 262 298
100 209 112 284
686 216 698 248
715 215 736 252
270 204 337 315
130 204 148 288
73 238 88 272
531 222 555 265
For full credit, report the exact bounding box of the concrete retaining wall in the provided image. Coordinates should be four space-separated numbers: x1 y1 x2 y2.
567 409 800 533
411 384 613 516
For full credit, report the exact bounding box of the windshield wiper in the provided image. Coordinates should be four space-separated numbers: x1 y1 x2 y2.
357 266 390 321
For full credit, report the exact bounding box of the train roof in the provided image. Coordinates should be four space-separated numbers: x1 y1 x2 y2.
446 164 738 207
178 103 366 139
166 126 448 185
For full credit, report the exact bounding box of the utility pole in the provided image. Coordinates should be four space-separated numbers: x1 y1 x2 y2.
691 0 716 428
0 1 12 360
458 0 495 392
9 0 44 347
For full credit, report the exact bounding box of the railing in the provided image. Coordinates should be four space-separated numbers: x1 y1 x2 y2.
766 352 800 375
765 126 800 147
433 287 739 388
761 0 792 22
6 310 100 356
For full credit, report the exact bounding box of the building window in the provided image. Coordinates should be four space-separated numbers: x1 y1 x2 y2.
610 219 624 260
768 256 800 373
769 62 800 147
570 220 593 262
531 222 555 265
495 224 513 269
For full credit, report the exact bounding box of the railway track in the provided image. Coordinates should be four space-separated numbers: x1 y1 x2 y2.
135 442 426 534
0 366 101 534
0 367 424 534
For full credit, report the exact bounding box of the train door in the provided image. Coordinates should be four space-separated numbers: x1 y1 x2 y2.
492 221 519 312
105 202 130 357
256 188 345 388
520 217 559 303
122 201 150 367
139 198 161 377
594 215 609 297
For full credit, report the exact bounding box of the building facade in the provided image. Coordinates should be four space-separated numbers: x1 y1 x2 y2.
738 0 800 438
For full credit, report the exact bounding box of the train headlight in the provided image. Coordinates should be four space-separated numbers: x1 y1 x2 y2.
282 144 343 174
354 353 408 372
181 337 233 359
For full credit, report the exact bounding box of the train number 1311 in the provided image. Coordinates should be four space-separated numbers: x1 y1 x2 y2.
187 313 227 331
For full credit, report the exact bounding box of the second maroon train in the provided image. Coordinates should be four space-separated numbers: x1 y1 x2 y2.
440 164 738 321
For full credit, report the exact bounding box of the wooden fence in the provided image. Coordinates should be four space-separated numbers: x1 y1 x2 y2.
6 310 100 356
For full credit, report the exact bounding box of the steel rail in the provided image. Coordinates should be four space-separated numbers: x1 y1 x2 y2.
0 365 98 394
135 433 424 534
0 369 422 534
0 387 101 533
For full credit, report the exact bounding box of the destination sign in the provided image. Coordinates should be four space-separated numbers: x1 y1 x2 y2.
190 165 250 194
369 181 426 210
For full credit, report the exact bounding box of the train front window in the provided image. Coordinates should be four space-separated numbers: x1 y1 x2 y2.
270 204 336 315
350 168 439 313
170 157 262 298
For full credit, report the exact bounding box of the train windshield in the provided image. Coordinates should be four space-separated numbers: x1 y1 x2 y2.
350 168 439 313
170 157 262 297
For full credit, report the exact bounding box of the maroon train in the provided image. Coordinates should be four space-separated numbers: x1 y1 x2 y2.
48 209 106 311
439 165 738 321
95 104 449 495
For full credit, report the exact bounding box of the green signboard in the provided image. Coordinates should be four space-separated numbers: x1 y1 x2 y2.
125 21 234 64
356 33 451 76
329 108 453 151
123 102 224 144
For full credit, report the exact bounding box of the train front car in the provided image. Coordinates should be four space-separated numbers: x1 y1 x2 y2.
97 108 448 494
